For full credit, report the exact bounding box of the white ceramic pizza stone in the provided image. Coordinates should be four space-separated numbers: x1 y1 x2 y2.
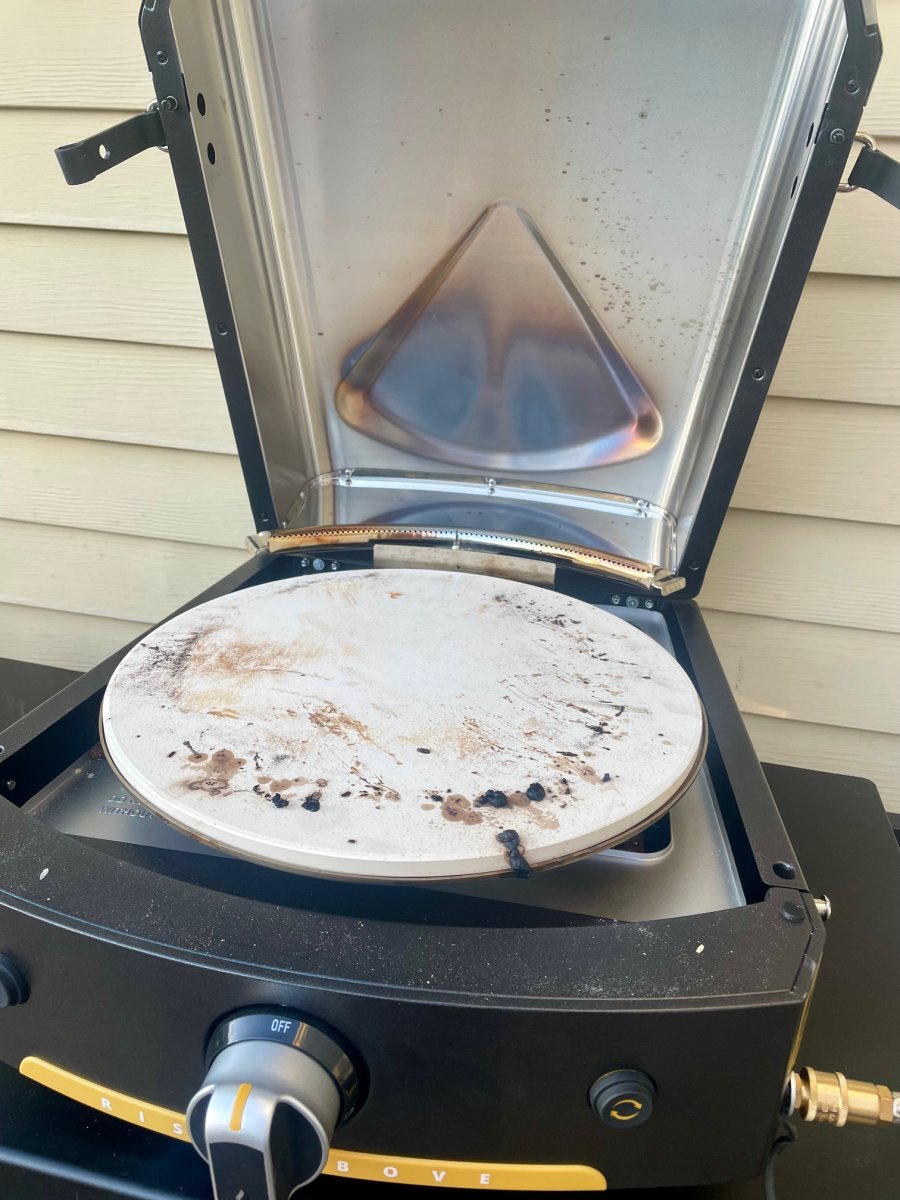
100 568 706 881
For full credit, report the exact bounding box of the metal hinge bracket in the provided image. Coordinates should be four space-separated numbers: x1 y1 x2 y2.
55 101 173 186
839 132 900 211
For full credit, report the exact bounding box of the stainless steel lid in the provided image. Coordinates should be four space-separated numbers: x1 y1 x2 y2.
152 0 856 581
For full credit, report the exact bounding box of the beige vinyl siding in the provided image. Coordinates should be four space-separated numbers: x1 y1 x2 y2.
0 1 898 814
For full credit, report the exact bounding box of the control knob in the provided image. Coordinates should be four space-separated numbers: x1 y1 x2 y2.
187 1010 361 1198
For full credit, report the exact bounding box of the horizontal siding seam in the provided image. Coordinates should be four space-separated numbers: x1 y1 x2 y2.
0 429 239 460
699 603 900 636
0 598 144 628
0 422 239 457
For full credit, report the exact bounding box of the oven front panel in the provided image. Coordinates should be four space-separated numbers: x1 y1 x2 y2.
0 894 809 1191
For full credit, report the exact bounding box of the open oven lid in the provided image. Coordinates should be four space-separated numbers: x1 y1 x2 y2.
130 0 878 595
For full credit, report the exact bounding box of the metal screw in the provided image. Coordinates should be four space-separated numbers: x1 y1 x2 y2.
610 595 621 605
845 78 860 95
780 901 805 924
4 780 15 791
312 558 326 571
814 896 832 921
688 560 701 571
643 599 654 609
215 322 228 336
625 596 640 609
330 562 339 571
830 128 846 145
751 367 767 381
156 49 168 64
160 95 179 112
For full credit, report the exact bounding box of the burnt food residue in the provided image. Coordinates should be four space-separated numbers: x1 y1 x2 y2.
497 829 531 878
476 789 509 808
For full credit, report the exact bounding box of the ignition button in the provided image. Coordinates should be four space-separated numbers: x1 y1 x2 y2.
590 1069 655 1128
0 955 28 1007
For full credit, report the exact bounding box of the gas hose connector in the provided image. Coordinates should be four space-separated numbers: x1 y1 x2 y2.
787 1066 900 1128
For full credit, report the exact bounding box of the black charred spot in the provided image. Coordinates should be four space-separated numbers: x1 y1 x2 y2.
341 790 352 797
416 747 431 754
496 828 531 878
271 793 289 808
476 789 509 808
525 782 546 802
602 772 612 783
301 794 321 812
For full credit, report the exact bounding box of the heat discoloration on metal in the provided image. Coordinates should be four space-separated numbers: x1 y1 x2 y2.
100 569 705 880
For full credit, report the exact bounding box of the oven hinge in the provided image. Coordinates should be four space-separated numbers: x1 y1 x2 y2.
54 101 172 186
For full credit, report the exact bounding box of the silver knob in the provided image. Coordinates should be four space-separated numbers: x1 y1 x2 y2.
187 1012 361 1199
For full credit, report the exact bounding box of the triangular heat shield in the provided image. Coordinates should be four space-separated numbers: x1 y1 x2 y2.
336 202 661 472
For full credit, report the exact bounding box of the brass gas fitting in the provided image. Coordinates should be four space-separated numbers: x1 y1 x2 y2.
788 1066 900 1128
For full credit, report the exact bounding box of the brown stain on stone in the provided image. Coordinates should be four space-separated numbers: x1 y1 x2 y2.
181 746 245 797
440 794 483 825
552 754 602 784
504 789 560 831
148 622 323 708
451 715 504 758
528 806 560 830
267 776 308 793
207 749 245 781
308 701 386 751
187 778 230 795
348 764 402 803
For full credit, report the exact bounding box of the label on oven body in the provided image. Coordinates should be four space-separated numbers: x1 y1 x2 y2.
19 1056 607 1190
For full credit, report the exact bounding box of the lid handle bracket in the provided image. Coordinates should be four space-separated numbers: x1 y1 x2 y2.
54 102 171 186
840 133 900 210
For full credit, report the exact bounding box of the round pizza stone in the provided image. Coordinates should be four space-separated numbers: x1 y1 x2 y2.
100 568 706 880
